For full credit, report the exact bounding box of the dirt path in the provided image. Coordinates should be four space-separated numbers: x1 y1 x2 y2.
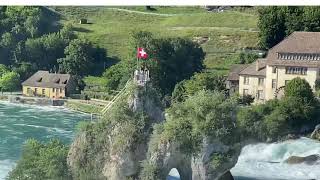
106 8 180 16
168 26 259 32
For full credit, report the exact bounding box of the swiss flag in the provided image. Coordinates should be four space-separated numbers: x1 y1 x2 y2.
137 47 148 59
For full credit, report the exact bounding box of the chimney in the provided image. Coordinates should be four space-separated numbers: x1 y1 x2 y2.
256 61 259 71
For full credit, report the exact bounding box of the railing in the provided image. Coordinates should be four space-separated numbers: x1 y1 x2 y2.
100 80 131 115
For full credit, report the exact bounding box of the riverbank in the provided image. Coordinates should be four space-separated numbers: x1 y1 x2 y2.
0 94 104 115
64 100 103 114
0 102 89 179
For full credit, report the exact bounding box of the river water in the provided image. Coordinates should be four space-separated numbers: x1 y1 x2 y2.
1 101 320 180
0 101 88 179
231 137 320 180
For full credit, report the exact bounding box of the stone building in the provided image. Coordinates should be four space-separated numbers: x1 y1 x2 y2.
227 31 320 103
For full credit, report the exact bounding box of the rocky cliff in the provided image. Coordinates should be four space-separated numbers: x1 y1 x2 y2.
68 84 241 180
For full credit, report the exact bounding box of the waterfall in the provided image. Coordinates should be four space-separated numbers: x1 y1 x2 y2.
231 137 320 180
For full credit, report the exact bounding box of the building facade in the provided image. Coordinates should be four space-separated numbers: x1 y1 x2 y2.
22 71 76 99
227 31 320 102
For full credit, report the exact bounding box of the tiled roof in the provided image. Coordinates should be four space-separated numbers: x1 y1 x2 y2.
239 59 266 77
267 31 320 67
227 64 249 81
22 71 71 88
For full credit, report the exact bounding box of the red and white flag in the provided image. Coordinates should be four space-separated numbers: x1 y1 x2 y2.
137 47 148 59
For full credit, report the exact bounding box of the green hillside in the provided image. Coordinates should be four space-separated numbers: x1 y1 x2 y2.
53 6 259 73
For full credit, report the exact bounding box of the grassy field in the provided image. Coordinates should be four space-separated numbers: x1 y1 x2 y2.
53 6 259 74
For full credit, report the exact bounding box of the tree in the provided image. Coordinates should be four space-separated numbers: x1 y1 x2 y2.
164 90 237 154
303 7 320 32
171 72 226 103
0 64 9 76
284 77 314 103
57 39 96 76
0 71 20 92
258 7 286 49
238 52 259 64
146 37 205 95
238 94 254 105
284 7 304 35
24 15 40 38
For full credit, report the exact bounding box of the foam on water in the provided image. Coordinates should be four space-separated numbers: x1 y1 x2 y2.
231 137 320 180
0 101 88 179
0 160 15 180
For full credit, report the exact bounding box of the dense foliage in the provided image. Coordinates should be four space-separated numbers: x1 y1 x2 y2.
103 31 205 95
238 78 319 140
258 6 320 49
164 90 238 154
0 71 20 92
8 139 71 180
0 6 106 88
171 72 226 103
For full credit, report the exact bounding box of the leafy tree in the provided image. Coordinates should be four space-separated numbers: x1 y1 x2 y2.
8 139 72 180
284 77 315 103
238 52 259 64
0 71 20 92
258 7 320 49
303 7 320 31
284 6 304 35
264 109 289 139
171 72 226 103
258 7 286 49
146 37 205 95
163 90 237 154
0 64 9 76
58 39 104 76
24 15 40 38
238 94 254 105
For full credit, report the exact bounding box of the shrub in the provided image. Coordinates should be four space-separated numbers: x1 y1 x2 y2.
8 139 71 180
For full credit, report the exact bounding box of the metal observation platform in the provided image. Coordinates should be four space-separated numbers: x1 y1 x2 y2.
134 69 150 86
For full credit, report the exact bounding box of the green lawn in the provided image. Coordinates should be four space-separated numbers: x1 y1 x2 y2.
53 6 259 74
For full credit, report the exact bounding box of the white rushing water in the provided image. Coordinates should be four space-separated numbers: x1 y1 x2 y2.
231 137 320 180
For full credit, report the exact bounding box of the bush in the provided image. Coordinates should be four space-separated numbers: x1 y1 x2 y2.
8 139 71 180
238 94 254 105
163 90 238 154
284 77 315 103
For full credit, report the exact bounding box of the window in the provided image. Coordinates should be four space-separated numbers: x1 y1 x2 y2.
272 79 276 89
52 88 55 92
35 88 38 94
27 88 31 94
258 78 264 86
60 88 62 93
272 66 277 73
243 89 249 96
285 80 290 85
285 67 307 75
257 90 264 100
42 89 45 95
244 77 249 85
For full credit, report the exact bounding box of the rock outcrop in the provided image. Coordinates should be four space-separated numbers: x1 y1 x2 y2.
140 130 241 180
218 171 234 180
310 124 320 141
284 154 320 165
68 83 165 180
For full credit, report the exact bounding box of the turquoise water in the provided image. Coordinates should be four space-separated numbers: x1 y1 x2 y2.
0 101 89 179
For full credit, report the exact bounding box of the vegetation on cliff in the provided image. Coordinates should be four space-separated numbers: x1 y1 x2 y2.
238 77 320 141
8 139 71 180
